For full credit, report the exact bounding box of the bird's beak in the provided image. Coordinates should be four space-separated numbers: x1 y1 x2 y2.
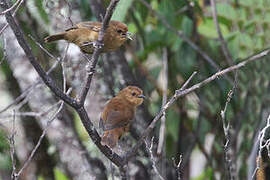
138 94 146 99
126 32 133 40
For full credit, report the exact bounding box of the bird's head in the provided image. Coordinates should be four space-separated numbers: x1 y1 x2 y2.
105 20 132 51
118 86 145 106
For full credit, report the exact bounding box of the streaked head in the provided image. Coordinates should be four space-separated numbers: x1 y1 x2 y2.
118 86 145 106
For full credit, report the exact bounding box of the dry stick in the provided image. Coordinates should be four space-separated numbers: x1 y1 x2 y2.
0 43 60 115
1 0 78 108
28 34 60 62
145 137 165 180
61 43 70 93
0 60 58 114
16 98 66 177
220 72 238 180
0 0 21 15
0 0 24 35
0 101 62 121
210 0 234 66
157 48 168 155
126 48 270 161
77 0 120 106
172 155 182 180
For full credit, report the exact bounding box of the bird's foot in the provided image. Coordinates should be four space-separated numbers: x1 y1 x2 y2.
93 41 104 49
81 41 104 49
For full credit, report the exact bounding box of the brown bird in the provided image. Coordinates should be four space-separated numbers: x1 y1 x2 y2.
100 86 145 148
44 20 132 54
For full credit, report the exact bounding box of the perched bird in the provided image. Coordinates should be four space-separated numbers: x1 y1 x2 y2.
100 86 145 148
44 20 132 54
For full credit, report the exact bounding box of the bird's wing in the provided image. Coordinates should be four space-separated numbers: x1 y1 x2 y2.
102 109 133 131
77 21 101 32
65 21 101 32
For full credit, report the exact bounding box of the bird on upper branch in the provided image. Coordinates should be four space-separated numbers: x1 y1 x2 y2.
44 20 132 54
99 86 145 149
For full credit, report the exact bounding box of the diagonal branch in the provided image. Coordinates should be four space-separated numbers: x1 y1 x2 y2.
77 0 120 106
126 48 270 161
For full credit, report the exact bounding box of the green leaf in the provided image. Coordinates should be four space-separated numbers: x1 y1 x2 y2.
198 18 229 38
166 109 180 142
111 0 134 22
54 168 69 180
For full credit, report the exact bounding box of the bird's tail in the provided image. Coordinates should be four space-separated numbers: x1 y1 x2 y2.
101 131 118 149
44 32 66 43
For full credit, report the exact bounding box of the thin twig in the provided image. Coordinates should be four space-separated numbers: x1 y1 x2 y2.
16 101 64 177
0 0 21 15
172 155 182 180
0 59 59 114
61 44 69 93
220 72 238 180
0 0 24 35
28 34 59 62
145 137 165 180
0 101 62 120
15 88 71 178
210 0 234 66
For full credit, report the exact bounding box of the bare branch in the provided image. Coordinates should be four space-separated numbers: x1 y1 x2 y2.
210 0 234 66
15 88 71 177
0 0 22 15
220 72 238 180
0 0 24 35
126 48 270 161
172 155 182 180
28 34 59 62
61 44 69 93
0 59 59 114
145 137 165 180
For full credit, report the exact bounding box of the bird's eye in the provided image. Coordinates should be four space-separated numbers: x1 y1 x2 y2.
132 92 136 96
117 29 123 34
